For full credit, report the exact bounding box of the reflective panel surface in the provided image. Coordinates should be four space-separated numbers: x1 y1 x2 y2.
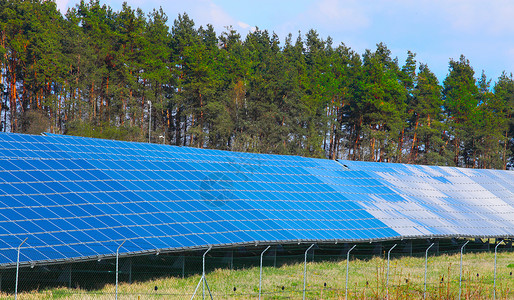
0 132 512 266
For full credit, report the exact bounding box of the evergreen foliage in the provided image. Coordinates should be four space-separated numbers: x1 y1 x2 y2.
1 0 512 169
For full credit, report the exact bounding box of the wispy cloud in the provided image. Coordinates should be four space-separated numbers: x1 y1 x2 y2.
177 0 254 34
237 21 256 32
55 0 69 12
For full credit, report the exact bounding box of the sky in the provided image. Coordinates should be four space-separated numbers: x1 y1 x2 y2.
55 0 514 83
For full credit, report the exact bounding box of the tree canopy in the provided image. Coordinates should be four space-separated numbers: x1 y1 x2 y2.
1 0 513 169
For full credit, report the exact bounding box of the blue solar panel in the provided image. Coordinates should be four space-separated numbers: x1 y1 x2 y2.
0 132 513 267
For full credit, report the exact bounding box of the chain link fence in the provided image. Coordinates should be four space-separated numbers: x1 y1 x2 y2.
1 238 512 299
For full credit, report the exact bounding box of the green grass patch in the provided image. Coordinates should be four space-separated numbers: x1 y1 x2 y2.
4 251 513 299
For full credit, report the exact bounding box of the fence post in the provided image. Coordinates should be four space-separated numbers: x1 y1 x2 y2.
386 244 397 299
116 240 126 300
259 246 271 300
203 246 212 300
190 246 213 300
273 247 277 268
303 244 315 300
424 243 434 300
68 265 72 289
182 255 185 279
458 240 470 299
230 250 234 270
345 245 357 300
15 237 28 300
128 258 132 284
493 240 504 300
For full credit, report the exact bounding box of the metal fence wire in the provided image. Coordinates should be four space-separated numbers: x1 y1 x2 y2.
1 238 513 299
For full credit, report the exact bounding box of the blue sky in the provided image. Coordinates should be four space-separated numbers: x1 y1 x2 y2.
56 0 514 83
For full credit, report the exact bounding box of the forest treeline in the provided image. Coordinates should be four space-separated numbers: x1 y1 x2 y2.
1 0 513 169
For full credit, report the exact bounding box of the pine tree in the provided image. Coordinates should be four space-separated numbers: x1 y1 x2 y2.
443 55 479 167
360 43 407 162
493 72 514 169
408 64 448 165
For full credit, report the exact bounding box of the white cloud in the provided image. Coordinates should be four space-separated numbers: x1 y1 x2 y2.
237 21 250 29
236 21 256 33
55 0 69 12
179 0 255 34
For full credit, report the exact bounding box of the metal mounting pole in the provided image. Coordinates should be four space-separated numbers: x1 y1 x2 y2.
345 245 357 300
458 240 470 299
259 245 271 300
116 240 126 300
386 244 397 300
493 240 504 300
424 243 434 300
302 244 315 300
15 237 28 300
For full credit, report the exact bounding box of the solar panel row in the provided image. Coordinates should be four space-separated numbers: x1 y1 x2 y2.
0 132 512 267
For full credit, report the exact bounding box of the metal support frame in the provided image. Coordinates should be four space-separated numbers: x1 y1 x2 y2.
345 245 357 300
424 243 434 300
302 244 315 300
259 246 271 300
15 237 28 300
493 240 504 300
458 240 470 299
190 246 213 300
386 244 397 299
116 240 126 300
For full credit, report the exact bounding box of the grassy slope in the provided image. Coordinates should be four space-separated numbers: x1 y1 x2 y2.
4 251 513 299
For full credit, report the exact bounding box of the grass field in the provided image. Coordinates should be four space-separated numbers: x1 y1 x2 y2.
3 250 513 299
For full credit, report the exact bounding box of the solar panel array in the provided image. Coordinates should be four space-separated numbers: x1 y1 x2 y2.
0 132 512 267
341 160 514 238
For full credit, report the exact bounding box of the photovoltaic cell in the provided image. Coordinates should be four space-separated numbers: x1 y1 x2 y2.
0 132 512 267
